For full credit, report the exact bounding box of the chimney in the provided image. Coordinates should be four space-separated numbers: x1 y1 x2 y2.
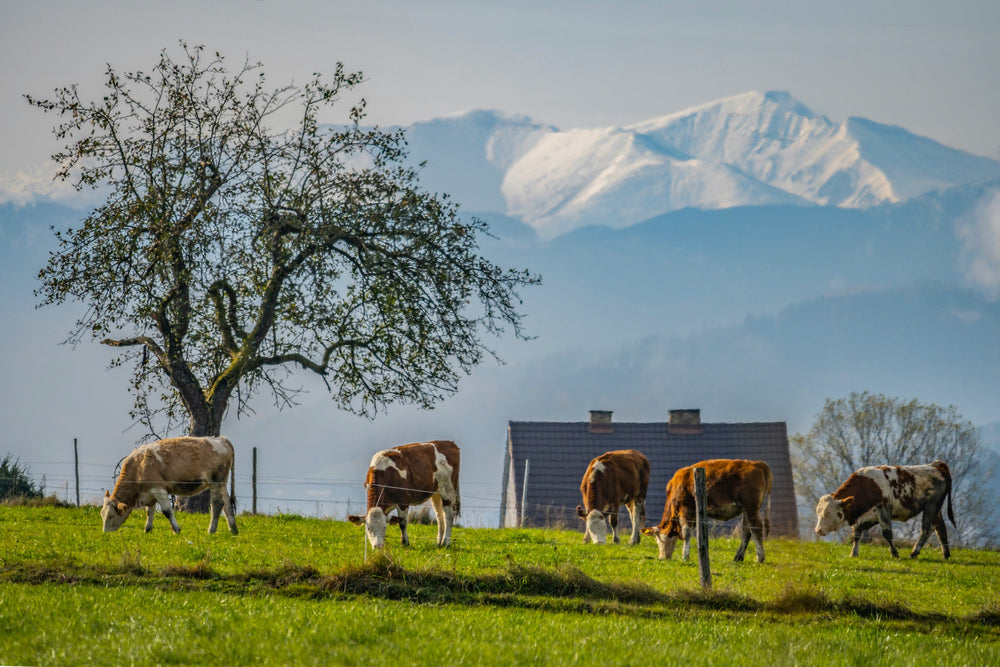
588 410 613 434
668 408 702 435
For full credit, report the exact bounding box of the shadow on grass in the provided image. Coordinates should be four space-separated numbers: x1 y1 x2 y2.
1 552 994 628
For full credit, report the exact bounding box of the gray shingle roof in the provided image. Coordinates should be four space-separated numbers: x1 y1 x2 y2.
501 420 799 537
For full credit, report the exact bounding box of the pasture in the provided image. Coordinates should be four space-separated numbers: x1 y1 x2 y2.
1 505 998 665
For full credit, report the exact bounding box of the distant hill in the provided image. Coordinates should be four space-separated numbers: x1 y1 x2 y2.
475 181 998 354
489 282 1000 436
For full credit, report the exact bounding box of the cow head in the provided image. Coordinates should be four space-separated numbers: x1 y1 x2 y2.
347 508 401 548
100 490 132 532
641 526 679 560
581 509 610 544
814 494 849 536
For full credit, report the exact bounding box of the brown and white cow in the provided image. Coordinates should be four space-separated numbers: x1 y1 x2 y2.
814 460 955 559
101 436 238 535
642 459 772 563
575 449 650 545
347 440 460 548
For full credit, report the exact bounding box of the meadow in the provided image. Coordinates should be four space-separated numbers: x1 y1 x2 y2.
1 505 998 665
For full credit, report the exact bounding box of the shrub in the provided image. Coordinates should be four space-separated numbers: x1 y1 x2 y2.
0 455 43 502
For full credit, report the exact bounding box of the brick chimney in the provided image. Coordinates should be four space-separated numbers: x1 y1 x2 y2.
668 408 702 435
588 410 614 434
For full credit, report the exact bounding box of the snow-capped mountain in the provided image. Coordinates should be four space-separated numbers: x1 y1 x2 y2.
406 91 1000 239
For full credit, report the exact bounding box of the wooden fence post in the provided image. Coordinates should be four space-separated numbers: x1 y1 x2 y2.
252 446 258 515
695 467 712 590
73 438 80 507
520 459 530 527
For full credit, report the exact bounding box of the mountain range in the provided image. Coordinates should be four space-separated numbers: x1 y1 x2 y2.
403 90 1000 240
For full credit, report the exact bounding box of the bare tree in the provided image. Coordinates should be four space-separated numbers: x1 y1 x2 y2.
791 391 998 547
27 43 539 509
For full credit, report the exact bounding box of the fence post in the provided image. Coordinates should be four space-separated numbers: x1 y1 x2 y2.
520 459 530 528
695 467 712 590
252 446 258 515
73 438 80 507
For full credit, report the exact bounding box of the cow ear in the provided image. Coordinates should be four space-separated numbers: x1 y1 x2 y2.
388 516 401 525
576 505 587 519
104 490 110 498
641 527 658 536
840 496 854 510
346 515 364 526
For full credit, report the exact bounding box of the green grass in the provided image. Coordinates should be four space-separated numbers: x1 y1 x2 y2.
1 506 998 665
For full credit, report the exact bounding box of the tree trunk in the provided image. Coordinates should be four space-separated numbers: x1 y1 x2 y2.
175 400 224 513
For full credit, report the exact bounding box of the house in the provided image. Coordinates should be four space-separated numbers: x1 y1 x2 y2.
500 409 799 537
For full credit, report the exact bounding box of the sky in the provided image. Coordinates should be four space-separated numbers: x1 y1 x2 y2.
2 0 999 181
2 0 999 523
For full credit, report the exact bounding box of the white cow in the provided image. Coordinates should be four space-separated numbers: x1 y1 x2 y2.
101 436 238 535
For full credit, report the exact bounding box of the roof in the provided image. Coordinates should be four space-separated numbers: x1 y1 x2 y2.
502 420 799 536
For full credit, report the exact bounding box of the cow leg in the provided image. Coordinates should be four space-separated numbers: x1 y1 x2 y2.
151 489 181 534
748 511 766 563
734 516 751 562
144 504 156 533
432 495 456 547
397 508 410 546
878 510 899 558
681 524 693 561
208 485 223 535
222 485 238 535
628 499 644 545
442 503 455 547
933 513 951 559
850 526 864 557
609 511 620 544
909 509 938 559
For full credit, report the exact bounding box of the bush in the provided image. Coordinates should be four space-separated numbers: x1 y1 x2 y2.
0 455 43 502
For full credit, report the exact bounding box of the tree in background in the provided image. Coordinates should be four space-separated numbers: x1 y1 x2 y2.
791 391 998 547
0 455 43 502
27 44 539 507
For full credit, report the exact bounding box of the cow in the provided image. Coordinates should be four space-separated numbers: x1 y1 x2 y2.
814 460 955 559
575 449 650 545
642 459 772 563
347 440 460 549
101 436 238 535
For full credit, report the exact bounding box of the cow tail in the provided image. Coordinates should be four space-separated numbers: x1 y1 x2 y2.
762 465 773 538
455 476 462 518
945 464 956 527
229 455 238 514
764 490 772 538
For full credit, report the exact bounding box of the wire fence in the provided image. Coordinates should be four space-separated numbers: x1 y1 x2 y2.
0 465 761 548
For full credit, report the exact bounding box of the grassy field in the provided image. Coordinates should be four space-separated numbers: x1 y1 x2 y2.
1 505 998 665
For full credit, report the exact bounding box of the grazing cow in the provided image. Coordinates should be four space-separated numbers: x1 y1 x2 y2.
101 436 238 535
642 459 772 563
575 449 650 545
814 460 955 559
347 440 460 548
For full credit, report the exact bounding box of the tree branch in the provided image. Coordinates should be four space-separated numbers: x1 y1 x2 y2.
207 279 247 353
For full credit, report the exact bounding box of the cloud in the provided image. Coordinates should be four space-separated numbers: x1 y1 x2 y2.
0 162 99 207
957 186 1000 299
